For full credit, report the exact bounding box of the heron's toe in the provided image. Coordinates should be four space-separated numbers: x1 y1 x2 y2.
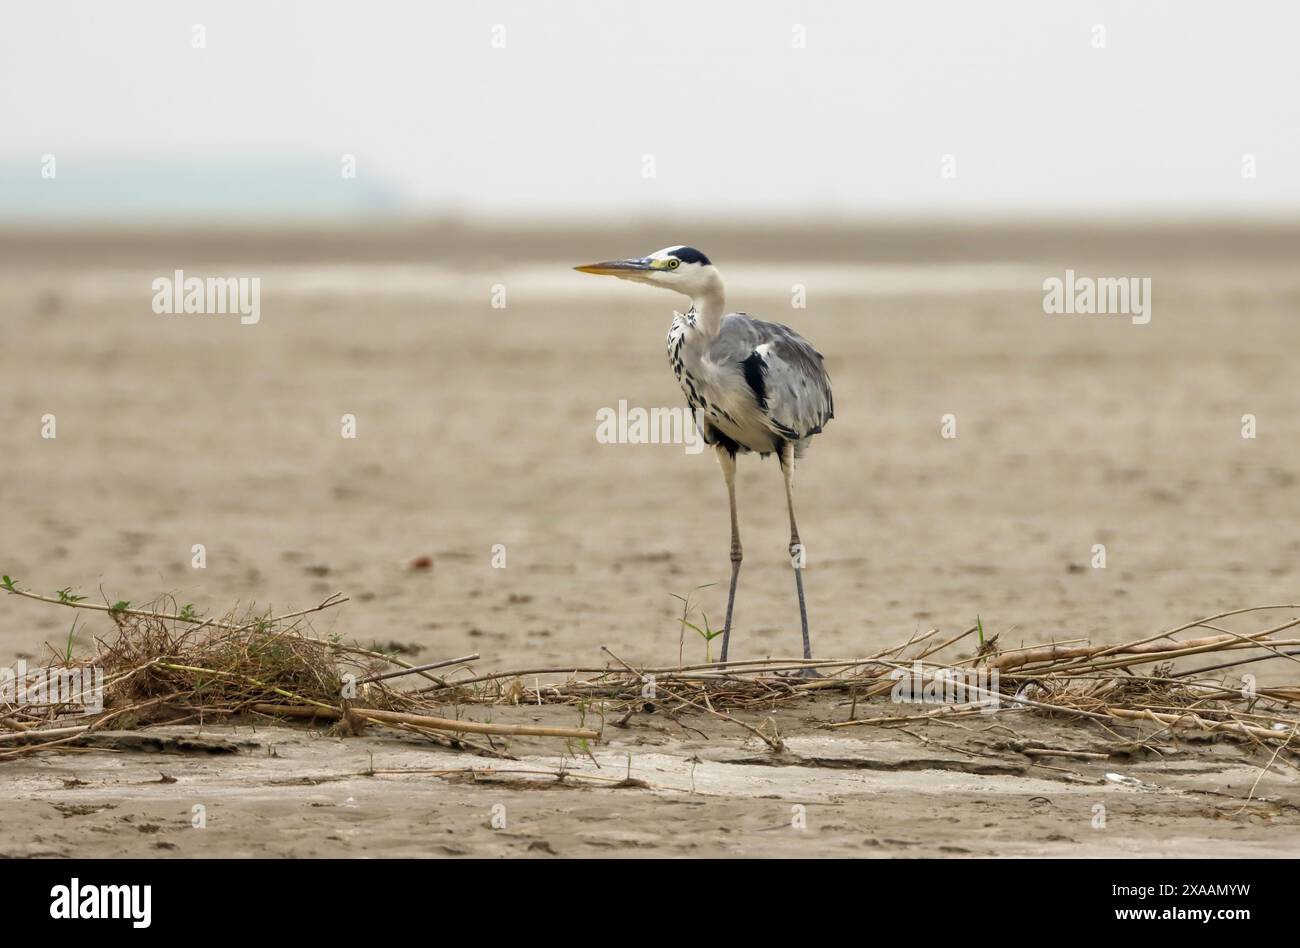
778 666 823 680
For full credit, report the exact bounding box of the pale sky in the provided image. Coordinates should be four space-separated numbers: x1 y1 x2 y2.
3 1 1297 218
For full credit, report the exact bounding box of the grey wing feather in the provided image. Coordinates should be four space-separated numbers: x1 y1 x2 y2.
711 314 834 449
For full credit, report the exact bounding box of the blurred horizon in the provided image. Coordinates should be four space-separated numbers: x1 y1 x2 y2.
6 172 1300 226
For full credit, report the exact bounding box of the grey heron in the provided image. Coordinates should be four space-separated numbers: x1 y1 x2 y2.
576 246 834 672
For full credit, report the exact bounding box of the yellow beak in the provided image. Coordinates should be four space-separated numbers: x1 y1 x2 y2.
574 259 653 277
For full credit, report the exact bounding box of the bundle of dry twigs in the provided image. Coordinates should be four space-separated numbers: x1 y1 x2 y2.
3 580 1297 762
417 607 1300 754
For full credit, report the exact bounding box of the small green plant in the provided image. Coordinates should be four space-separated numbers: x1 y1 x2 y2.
1 575 17 591
64 616 80 662
573 699 591 757
974 615 1000 659
178 603 201 622
55 587 87 605
109 600 131 614
671 583 717 665
682 613 724 663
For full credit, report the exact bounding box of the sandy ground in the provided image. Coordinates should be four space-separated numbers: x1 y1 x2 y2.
4 710 1297 858
2 220 1299 856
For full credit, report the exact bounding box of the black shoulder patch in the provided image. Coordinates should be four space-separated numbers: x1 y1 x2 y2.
740 351 768 411
670 246 712 266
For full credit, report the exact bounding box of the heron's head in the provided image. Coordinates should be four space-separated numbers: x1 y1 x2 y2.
575 246 719 300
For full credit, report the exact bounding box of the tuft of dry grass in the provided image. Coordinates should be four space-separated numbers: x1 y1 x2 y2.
1 584 595 756
98 604 356 723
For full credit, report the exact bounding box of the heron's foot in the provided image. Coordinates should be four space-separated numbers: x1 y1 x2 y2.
778 665 823 680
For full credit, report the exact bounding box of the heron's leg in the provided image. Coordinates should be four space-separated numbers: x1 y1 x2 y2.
716 445 742 665
780 443 819 676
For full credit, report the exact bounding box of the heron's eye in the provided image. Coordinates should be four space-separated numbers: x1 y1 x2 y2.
666 259 680 269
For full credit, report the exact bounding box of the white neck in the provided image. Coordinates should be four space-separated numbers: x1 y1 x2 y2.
688 271 726 339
